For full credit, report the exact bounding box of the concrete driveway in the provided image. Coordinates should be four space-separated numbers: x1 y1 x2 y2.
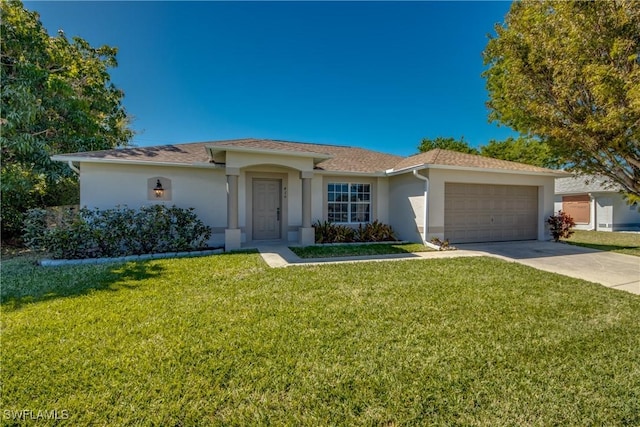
458 241 640 295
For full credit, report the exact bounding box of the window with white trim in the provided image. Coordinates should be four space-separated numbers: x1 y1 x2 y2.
327 183 371 223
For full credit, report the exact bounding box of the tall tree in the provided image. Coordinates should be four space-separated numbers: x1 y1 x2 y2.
483 0 640 197
1 0 133 238
417 136 479 154
480 136 563 169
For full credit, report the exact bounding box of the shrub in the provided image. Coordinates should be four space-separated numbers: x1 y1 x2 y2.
314 220 356 243
22 208 49 250
430 237 455 251
314 220 334 243
22 206 80 251
547 210 576 242
43 214 99 259
23 205 212 259
314 220 396 244
356 220 397 242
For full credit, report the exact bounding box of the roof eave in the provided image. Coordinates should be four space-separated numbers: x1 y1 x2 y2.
385 164 427 176
51 155 223 170
555 188 619 195
386 163 569 177
313 169 387 177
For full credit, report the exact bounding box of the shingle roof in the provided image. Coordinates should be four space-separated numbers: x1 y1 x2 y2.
555 175 621 194
53 139 563 176
393 149 559 174
209 139 403 173
53 138 403 174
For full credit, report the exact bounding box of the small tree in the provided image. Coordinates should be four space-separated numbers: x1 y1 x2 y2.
417 136 479 155
479 136 563 169
483 0 640 197
1 0 133 239
547 211 576 242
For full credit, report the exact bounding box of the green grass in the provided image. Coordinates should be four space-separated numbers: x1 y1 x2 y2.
2 253 640 425
289 242 432 258
563 229 640 257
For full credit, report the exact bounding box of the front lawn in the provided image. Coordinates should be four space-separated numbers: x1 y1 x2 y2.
2 253 639 425
563 229 640 257
289 242 432 258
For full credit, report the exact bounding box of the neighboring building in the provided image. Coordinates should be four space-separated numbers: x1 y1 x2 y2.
555 175 640 232
52 138 566 250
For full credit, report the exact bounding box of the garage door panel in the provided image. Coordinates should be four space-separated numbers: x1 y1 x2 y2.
445 183 538 243
499 214 516 227
476 199 490 210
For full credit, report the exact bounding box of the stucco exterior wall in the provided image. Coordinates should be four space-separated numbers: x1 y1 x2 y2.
80 162 227 246
80 160 561 248
595 193 640 231
310 175 324 223
608 194 640 230
376 177 390 225
554 192 640 231
388 173 425 243
79 161 394 246
226 151 314 173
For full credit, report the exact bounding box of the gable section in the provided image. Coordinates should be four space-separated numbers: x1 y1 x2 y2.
392 149 561 175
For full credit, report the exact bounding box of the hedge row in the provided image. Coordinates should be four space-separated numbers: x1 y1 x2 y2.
23 205 212 259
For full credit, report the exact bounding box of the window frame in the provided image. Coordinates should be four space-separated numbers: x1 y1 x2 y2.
327 181 372 224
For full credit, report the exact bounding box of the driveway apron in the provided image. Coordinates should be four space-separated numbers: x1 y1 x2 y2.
458 241 640 295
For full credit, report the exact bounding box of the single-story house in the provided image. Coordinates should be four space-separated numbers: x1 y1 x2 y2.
52 138 566 250
555 175 640 231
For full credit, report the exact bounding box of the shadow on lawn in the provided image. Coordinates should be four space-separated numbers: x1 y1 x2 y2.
568 242 635 251
289 243 427 259
564 241 640 256
1 260 165 311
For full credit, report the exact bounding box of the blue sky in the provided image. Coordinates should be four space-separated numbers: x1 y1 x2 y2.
26 1 517 156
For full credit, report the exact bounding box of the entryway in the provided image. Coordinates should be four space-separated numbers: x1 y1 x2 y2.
252 179 281 240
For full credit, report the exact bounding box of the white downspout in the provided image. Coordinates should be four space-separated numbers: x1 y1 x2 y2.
412 170 430 245
67 161 80 175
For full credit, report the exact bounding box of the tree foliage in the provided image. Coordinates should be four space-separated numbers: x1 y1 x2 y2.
416 135 563 169
479 136 563 169
418 136 479 155
0 0 133 238
483 0 640 196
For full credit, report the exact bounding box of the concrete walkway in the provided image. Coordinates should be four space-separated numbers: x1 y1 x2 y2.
255 243 484 268
251 241 640 295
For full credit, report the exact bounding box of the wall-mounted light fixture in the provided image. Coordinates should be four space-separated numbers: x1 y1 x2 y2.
148 176 171 201
153 179 164 198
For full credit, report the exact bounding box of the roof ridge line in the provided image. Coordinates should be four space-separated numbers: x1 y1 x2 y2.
260 138 357 150
431 148 443 164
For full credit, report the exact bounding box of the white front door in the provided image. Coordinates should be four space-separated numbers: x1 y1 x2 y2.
253 179 281 240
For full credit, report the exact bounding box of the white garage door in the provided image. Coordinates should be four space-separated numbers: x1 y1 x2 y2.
445 183 538 243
